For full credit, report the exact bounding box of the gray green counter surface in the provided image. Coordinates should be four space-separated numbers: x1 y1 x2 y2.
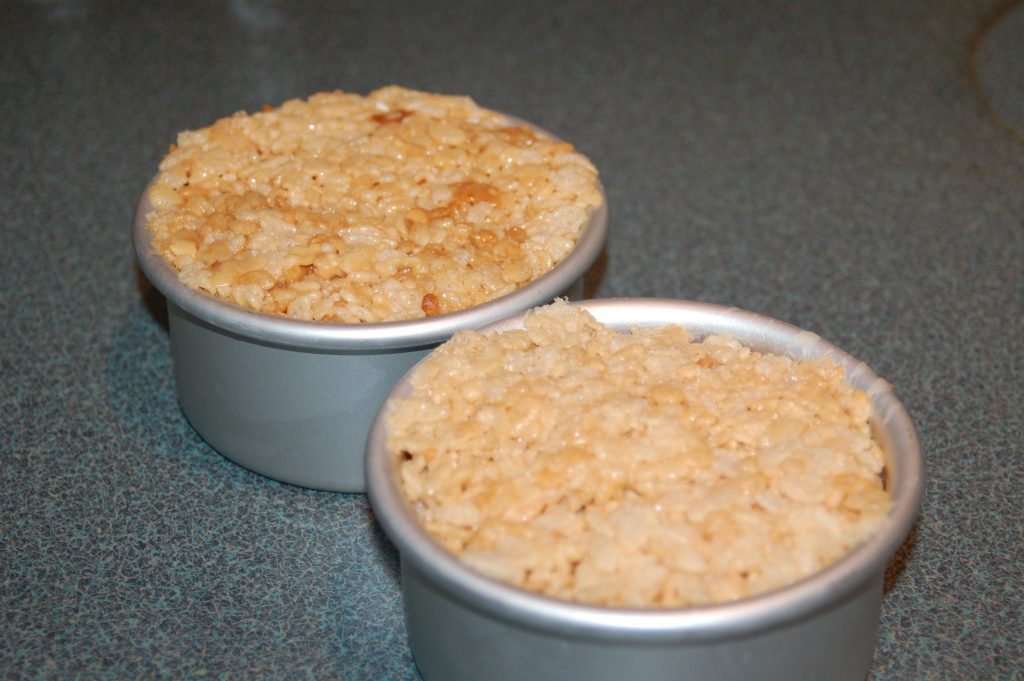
2 1 1021 678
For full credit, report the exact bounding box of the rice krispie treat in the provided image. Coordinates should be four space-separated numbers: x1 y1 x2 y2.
388 301 891 608
145 87 603 323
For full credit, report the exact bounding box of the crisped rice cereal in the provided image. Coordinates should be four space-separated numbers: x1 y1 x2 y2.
387 301 891 608
145 87 603 323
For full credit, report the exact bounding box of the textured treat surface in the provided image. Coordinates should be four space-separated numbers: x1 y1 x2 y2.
389 302 890 607
145 87 602 322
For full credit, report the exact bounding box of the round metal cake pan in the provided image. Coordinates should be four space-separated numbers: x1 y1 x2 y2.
132 183 607 493
365 298 923 681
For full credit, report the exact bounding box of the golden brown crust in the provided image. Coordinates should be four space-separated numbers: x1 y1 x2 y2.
145 87 602 323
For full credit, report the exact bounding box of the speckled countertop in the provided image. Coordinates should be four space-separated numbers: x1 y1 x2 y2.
2 1 1021 679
